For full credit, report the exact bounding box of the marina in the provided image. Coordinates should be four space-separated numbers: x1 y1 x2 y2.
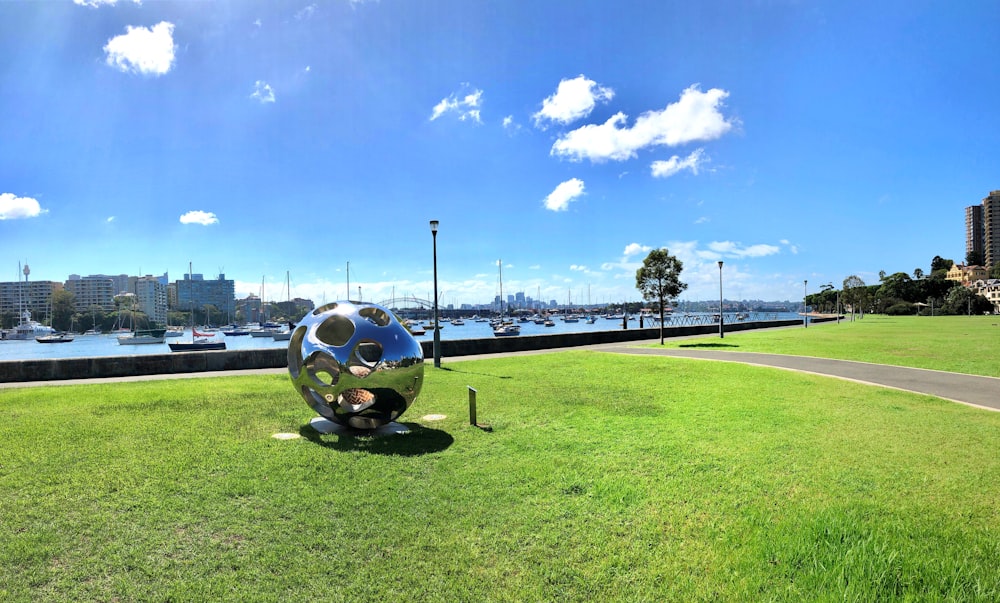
0 312 795 363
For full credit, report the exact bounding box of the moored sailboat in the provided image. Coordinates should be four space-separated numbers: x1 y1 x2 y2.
170 262 226 352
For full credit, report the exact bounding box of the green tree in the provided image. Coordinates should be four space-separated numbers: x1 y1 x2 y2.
942 286 992 315
842 275 866 319
50 290 76 331
913 268 924 280
992 263 1000 280
635 248 688 344
966 251 984 266
878 272 917 304
930 255 953 275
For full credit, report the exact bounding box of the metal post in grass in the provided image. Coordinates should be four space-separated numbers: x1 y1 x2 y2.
803 279 808 328
430 220 441 368
468 385 477 426
718 260 724 338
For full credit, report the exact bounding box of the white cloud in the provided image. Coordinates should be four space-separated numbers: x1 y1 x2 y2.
651 148 706 178
0 193 47 220
74 0 141 7
179 210 219 225
253 18 262 28
295 4 317 20
694 216 709 224
104 22 176 76
623 243 651 257
570 264 588 272
430 87 483 123
551 85 734 162
251 80 276 103
106 216 116 223
708 241 780 258
533 75 614 128
543 178 585 212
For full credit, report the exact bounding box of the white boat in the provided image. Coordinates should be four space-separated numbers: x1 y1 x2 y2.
36 333 74 343
269 272 295 341
117 329 167 345
493 323 521 336
492 259 520 337
6 310 56 340
250 327 280 337
171 263 226 352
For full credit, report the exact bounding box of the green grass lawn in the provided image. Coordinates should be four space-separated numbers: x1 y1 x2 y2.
2 350 999 601
659 314 1000 377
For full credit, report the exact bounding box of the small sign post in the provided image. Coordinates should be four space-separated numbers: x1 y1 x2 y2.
468 386 477 426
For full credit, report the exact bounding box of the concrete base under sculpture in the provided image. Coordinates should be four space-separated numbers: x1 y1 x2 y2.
309 416 411 437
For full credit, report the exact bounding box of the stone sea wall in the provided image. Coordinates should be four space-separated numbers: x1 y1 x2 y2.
0 318 828 383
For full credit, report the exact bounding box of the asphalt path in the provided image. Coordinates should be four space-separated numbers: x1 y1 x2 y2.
595 343 1000 412
3 338 997 413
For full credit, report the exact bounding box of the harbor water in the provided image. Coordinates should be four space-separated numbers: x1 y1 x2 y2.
0 312 799 362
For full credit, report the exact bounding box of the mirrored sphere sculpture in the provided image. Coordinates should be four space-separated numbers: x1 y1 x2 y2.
288 301 424 429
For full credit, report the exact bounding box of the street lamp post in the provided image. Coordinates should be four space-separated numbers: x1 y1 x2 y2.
803 279 808 328
718 261 724 338
430 220 441 368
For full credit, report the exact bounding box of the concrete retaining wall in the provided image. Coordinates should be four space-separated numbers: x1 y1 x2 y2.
0 318 829 383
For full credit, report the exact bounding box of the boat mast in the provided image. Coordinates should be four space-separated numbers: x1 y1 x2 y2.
498 259 503 318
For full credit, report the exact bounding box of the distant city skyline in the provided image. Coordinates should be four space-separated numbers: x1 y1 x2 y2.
3 2 999 306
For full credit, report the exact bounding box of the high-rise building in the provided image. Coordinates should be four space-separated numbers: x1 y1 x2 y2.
984 191 1000 269
175 273 235 318
966 203 984 262
64 275 117 312
134 276 167 326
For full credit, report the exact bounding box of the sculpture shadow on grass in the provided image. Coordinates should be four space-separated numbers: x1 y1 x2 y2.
438 366 513 380
298 422 454 456
678 342 741 349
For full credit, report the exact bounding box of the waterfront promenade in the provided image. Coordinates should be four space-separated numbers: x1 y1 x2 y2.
4 330 996 415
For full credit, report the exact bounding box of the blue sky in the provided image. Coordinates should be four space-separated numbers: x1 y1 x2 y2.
2 1 999 307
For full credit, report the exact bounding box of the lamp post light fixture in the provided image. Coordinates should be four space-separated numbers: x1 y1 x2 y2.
430 220 441 368
803 279 808 328
718 260 724 338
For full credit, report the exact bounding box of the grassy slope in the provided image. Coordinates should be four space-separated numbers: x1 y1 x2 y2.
1 351 999 600
659 315 1000 377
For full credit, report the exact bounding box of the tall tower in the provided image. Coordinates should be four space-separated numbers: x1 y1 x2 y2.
984 191 1000 269
966 204 984 262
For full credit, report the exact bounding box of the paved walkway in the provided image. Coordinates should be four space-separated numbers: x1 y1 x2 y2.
596 344 1000 412
4 338 997 413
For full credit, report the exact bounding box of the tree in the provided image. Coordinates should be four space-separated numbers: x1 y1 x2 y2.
913 268 924 280
992 263 1000 280
50 290 76 331
966 251 984 267
942 286 992 315
842 275 866 319
930 255 953 275
635 248 687 344
878 272 916 304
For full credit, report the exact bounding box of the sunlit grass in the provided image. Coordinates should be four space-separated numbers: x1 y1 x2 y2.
2 351 999 600
658 314 1000 377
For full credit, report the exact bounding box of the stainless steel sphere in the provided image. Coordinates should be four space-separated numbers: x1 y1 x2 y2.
288 301 424 429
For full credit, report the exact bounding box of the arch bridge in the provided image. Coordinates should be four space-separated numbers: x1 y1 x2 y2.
375 296 434 311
